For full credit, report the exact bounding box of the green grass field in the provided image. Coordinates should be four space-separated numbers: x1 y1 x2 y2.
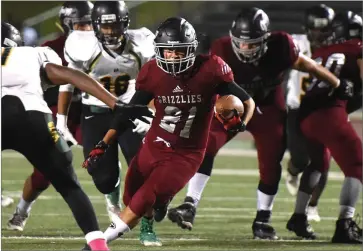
1 142 362 251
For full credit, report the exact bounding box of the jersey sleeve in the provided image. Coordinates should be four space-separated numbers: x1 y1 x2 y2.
212 55 234 83
36 46 62 67
135 61 154 94
280 32 300 68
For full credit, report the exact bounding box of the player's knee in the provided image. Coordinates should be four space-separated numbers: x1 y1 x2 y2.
31 169 50 190
258 180 279 195
259 164 282 188
93 173 119 194
197 154 215 176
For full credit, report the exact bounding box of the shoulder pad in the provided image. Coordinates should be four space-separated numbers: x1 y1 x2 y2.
64 31 100 63
127 27 156 65
127 27 155 45
35 46 62 66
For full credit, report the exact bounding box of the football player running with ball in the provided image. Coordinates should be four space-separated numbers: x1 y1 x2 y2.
82 16 255 246
169 7 349 240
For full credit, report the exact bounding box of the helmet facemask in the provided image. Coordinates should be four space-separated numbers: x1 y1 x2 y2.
154 41 198 76
94 15 129 50
230 31 270 63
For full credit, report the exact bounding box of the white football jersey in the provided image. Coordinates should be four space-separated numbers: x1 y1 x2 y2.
286 34 312 109
2 46 62 114
62 28 155 107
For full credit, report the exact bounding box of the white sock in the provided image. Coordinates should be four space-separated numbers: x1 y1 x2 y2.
104 214 130 243
257 190 275 211
17 197 34 215
294 191 311 214
339 205 355 219
186 173 210 207
85 230 106 243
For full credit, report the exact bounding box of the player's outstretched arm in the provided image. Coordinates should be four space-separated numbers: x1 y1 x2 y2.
216 81 255 127
292 53 353 99
44 63 117 108
45 63 153 124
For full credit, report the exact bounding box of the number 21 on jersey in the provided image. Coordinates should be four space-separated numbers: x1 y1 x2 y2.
160 106 197 138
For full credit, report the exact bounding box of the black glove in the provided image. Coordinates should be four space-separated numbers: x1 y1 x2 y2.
334 79 354 100
82 140 109 171
113 100 154 123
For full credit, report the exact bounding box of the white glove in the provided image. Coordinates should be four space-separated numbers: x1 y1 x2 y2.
132 116 153 136
56 114 78 146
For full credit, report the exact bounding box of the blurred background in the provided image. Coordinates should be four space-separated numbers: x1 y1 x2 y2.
1 1 362 139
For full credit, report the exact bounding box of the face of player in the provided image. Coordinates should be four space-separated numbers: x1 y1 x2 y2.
73 22 93 31
99 23 125 50
231 35 267 63
163 48 186 61
155 44 197 76
306 28 330 49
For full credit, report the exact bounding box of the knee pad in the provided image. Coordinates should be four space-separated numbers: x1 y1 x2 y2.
197 154 215 176
31 169 51 191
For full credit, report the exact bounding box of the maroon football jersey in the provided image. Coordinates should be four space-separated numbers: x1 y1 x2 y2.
210 31 299 106
41 35 67 66
136 55 234 150
300 39 362 117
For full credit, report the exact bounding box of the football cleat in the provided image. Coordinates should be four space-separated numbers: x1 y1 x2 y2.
332 218 362 244
252 220 279 240
1 195 14 208
286 213 317 240
285 171 299 196
139 217 162 247
307 206 321 222
167 197 196 230
7 208 29 231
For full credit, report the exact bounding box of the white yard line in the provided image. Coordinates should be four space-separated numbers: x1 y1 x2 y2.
2 236 204 241
1 235 332 243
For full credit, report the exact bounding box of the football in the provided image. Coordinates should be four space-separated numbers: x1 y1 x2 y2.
215 95 244 120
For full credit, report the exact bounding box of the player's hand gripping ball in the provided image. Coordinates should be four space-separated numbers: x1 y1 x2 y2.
215 95 246 133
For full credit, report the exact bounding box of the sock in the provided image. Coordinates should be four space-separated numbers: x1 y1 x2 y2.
17 197 35 215
257 190 275 211
339 177 361 219
105 177 121 208
104 214 130 243
85 231 109 251
339 206 356 219
186 173 210 207
294 191 311 214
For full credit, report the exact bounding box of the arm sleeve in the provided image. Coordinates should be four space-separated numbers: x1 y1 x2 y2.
216 81 251 102
128 90 154 105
